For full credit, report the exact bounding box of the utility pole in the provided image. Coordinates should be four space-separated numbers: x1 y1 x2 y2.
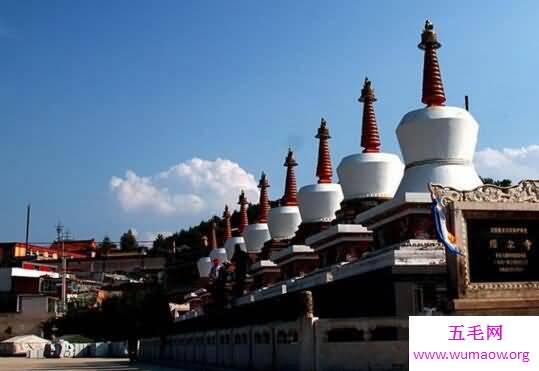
55 222 67 313
25 204 31 252
62 230 70 312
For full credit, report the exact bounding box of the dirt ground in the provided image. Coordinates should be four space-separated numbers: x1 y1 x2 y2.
0 358 192 371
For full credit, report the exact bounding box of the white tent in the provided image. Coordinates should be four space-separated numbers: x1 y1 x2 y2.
0 335 51 356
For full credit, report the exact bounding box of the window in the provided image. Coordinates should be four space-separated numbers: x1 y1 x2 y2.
47 298 57 313
326 328 364 342
370 326 398 341
277 330 287 344
277 330 298 344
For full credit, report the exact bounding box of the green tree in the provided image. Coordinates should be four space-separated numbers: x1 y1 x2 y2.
481 177 512 187
98 236 115 256
43 284 172 341
152 234 167 255
120 229 138 251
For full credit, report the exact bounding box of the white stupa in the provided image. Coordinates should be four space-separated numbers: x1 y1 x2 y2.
196 222 225 277
394 20 482 198
196 257 212 278
223 237 245 260
243 173 272 253
223 202 247 260
206 221 228 263
268 149 302 241
209 247 228 264
298 118 343 223
337 78 404 202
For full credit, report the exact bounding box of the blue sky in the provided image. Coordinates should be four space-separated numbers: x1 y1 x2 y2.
2 0 539 244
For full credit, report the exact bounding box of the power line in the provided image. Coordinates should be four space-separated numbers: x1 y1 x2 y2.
18 240 157 245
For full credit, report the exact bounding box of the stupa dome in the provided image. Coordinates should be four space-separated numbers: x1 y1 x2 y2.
224 236 246 259
337 78 404 201
338 152 403 200
202 222 227 265
298 183 343 222
298 118 343 222
220 192 249 259
244 172 272 252
394 21 481 197
268 206 302 240
197 257 212 278
243 223 271 253
268 149 302 240
209 247 228 264
395 106 481 197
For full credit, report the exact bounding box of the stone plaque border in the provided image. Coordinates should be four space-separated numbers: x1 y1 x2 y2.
429 180 539 300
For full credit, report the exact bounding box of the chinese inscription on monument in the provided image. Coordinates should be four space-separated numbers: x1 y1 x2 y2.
467 218 539 282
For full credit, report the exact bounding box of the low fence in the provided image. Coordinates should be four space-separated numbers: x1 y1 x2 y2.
139 317 408 371
315 318 408 371
26 341 128 359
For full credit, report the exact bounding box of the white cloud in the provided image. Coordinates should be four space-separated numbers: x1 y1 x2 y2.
474 145 539 181
110 170 203 215
110 158 258 217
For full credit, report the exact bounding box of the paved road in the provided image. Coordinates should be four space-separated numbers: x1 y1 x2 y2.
0 358 192 371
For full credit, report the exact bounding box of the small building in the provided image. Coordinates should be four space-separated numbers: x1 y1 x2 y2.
0 267 60 312
49 239 97 258
16 294 59 317
0 268 60 340
0 243 86 267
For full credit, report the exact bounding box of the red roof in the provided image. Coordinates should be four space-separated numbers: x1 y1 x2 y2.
30 245 85 258
0 242 87 259
49 239 96 254
22 262 57 272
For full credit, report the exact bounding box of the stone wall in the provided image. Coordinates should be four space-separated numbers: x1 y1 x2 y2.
66 256 165 278
139 317 408 371
0 312 51 340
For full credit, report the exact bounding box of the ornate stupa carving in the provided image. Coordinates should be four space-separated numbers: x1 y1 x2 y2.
208 221 217 250
296 118 343 241
223 199 247 260
282 149 299 206
360 80 381 153
243 173 272 253
223 205 232 241
238 190 249 234
257 173 271 224
419 20 446 107
336 78 404 221
394 20 482 198
316 118 334 184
